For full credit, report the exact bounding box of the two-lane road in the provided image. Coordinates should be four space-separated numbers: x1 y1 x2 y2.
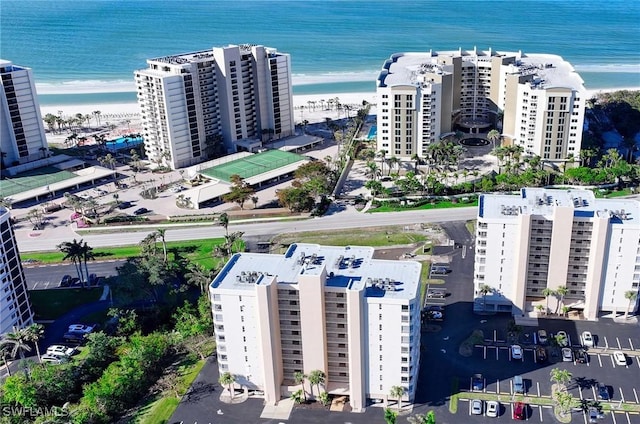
16 207 477 252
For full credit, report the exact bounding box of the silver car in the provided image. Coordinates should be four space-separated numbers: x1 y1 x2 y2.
486 400 499 417
471 399 483 415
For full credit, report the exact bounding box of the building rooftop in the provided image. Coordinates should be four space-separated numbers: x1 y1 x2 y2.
377 48 585 92
211 243 421 300
479 188 640 225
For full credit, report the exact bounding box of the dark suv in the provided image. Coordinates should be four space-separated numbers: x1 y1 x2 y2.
58 275 72 287
574 348 588 364
597 383 610 400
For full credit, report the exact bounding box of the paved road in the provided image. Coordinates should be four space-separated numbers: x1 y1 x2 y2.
23 260 125 290
16 207 478 252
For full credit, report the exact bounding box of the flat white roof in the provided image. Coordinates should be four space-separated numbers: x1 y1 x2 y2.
479 188 640 225
211 243 421 301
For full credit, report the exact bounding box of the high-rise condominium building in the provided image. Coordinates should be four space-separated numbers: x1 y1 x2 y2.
0 207 34 336
134 44 294 169
210 243 421 411
0 60 49 167
474 188 640 320
376 48 585 163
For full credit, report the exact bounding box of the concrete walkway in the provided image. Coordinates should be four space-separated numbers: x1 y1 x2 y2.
260 397 294 420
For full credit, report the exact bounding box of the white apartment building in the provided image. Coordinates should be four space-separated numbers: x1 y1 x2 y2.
376 48 585 163
134 44 294 169
0 60 49 167
209 243 422 411
0 207 34 336
474 188 640 320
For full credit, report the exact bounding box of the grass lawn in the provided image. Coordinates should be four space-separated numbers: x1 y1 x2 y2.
272 227 427 248
30 287 103 320
20 238 228 270
594 187 634 198
133 358 206 424
370 199 478 213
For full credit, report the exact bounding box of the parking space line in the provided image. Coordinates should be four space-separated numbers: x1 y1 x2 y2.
620 388 625 403
537 382 541 398
496 347 501 361
633 388 639 404
611 355 616 368
625 412 631 424
616 337 622 350
629 338 634 351
612 410 617 424
604 336 610 350
579 386 584 400
483 345 487 359
598 354 603 367
497 379 500 395
538 405 543 421
581 410 588 424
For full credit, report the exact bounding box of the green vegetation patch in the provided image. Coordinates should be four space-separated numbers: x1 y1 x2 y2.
370 198 479 213
29 287 103 320
449 377 459 413
21 237 228 270
272 227 427 248
459 329 484 357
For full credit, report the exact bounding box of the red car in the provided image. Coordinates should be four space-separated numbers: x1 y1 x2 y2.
513 402 526 420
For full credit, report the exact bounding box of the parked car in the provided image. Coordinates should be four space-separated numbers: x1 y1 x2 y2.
58 275 72 287
134 207 149 215
574 348 588 364
87 273 98 285
513 375 525 394
513 401 526 420
426 310 443 320
430 266 450 275
562 347 573 362
63 332 88 344
472 373 484 391
41 354 70 364
486 400 499 418
556 331 569 347
597 383 610 400
70 277 82 287
581 331 594 347
67 324 97 334
511 345 523 360
427 289 446 298
46 345 76 357
117 201 132 210
588 407 598 423
471 399 483 415
613 350 627 366
537 329 548 345
535 346 547 362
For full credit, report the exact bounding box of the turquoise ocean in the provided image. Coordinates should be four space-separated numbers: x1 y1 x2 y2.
1 0 639 106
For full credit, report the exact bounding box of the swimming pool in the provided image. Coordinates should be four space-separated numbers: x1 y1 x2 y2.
367 125 377 140
105 135 144 152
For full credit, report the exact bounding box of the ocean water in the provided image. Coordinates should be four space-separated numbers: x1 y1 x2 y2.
2 0 639 104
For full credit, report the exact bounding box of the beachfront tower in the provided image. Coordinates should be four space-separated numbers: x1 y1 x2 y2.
0 60 49 168
210 243 422 411
474 188 640 320
134 44 294 169
0 207 34 337
376 48 586 164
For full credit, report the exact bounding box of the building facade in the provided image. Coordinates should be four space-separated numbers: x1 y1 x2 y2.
376 48 585 163
0 60 49 167
0 207 34 336
474 188 640 320
209 243 422 411
134 44 294 169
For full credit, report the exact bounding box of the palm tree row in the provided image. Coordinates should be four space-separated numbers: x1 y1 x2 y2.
57 238 95 286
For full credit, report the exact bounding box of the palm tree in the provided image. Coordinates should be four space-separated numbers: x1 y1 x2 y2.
624 290 638 319
156 228 168 263
555 286 568 314
487 129 501 149
542 287 555 315
185 262 215 294
25 324 44 362
387 156 400 174
80 240 95 286
390 385 405 410
58 239 86 283
0 345 12 377
218 371 236 399
410 153 421 173
377 150 388 176
365 161 381 181
218 212 229 237
0 326 33 362
308 369 326 399
549 368 572 388
294 371 307 402
535 304 545 315
290 389 304 404
479 284 492 312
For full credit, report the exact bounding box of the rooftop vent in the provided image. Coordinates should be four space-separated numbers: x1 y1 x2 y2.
366 277 397 292
236 271 263 284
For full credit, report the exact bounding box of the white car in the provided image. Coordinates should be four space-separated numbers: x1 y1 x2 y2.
581 331 594 348
41 354 70 365
67 324 96 334
46 345 76 357
562 347 573 362
486 400 499 417
511 344 523 360
613 350 627 366
471 399 483 415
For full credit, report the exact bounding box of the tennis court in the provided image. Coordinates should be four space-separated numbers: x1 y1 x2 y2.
200 150 306 182
0 167 77 197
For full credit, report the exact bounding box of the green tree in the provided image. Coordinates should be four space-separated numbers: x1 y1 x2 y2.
290 389 304 404
57 239 86 284
294 371 307 402
25 324 44 363
555 286 568 314
107 308 139 336
624 290 638 319
318 391 330 406
218 212 229 237
156 228 168 263
276 186 314 212
384 408 398 424
553 390 575 415
542 287 555 315
377 149 388 176
308 369 326 398
219 372 236 399
390 385 405 410
185 262 215 295
479 284 492 312
1 368 37 407
26 208 44 230
222 174 255 210
0 326 33 362
550 368 572 387
365 180 384 197
408 411 436 424
487 129 501 148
